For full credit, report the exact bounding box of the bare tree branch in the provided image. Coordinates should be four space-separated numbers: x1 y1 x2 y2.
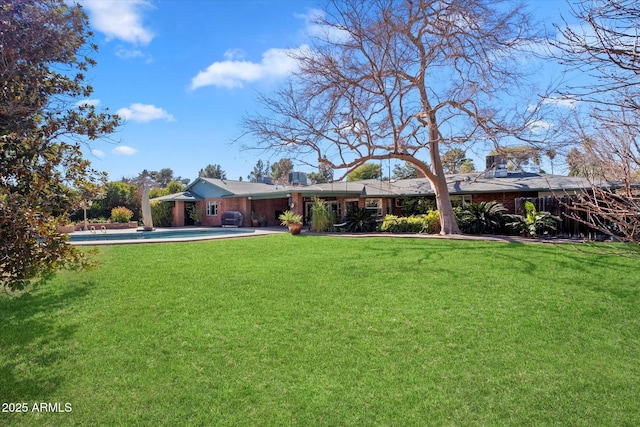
240 0 556 234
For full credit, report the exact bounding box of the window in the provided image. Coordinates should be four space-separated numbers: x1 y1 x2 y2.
345 199 359 214
365 198 383 216
326 201 341 219
450 195 472 207
206 201 218 216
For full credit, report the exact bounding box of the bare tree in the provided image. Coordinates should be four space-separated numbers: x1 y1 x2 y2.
553 0 640 250
554 0 640 114
490 146 542 172
559 107 640 251
242 0 551 234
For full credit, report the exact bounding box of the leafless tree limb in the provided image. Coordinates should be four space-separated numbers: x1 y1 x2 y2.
241 0 560 234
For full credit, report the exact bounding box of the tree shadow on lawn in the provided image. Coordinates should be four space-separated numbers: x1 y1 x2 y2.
317 235 640 283
0 280 96 403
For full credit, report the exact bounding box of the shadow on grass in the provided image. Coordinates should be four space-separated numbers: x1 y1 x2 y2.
0 280 96 402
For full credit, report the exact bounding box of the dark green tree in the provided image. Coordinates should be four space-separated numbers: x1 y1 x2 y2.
271 158 294 184
1 0 120 290
199 164 227 179
392 161 417 180
90 181 137 219
307 164 334 183
151 168 174 187
247 159 268 182
347 163 383 181
441 148 467 174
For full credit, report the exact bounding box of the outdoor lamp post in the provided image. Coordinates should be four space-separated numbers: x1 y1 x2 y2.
81 200 93 231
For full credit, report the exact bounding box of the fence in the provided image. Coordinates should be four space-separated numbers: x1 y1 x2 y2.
514 196 607 240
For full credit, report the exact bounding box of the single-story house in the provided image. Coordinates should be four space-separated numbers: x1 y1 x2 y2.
151 169 593 228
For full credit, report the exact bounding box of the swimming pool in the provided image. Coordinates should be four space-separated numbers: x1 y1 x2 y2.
68 228 256 244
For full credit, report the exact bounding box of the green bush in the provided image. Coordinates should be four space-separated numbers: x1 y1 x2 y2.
402 197 436 216
380 211 440 234
151 201 173 227
110 206 134 223
344 208 377 232
421 210 441 234
310 198 334 232
455 201 507 234
506 201 561 237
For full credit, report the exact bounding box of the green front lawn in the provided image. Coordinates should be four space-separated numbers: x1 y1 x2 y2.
1 235 639 425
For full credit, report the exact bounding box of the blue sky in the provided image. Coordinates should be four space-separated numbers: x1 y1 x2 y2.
77 0 579 182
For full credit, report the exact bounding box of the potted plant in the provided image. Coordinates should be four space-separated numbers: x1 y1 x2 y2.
279 210 303 235
251 211 260 227
187 204 202 226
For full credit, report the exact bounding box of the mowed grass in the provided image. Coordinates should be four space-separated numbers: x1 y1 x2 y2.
1 235 639 426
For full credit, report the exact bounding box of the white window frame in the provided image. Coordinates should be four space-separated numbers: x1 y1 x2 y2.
345 198 359 214
450 195 472 207
206 201 218 216
326 200 341 219
365 198 383 217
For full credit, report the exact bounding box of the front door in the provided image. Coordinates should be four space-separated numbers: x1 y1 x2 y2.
184 202 195 225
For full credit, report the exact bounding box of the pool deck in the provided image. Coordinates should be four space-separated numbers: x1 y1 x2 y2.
67 226 287 245
68 225 582 246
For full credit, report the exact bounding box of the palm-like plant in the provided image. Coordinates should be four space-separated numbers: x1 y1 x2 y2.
506 201 561 237
456 201 507 234
344 208 377 232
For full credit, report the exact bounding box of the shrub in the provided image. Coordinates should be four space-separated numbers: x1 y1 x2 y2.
380 215 420 233
455 201 507 234
421 210 441 234
506 201 561 237
110 206 134 223
344 208 377 232
310 198 334 232
380 210 440 234
151 201 173 227
402 197 436 216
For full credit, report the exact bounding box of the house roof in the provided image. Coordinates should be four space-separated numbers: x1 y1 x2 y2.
151 190 204 202
310 172 593 197
156 172 595 201
191 178 313 200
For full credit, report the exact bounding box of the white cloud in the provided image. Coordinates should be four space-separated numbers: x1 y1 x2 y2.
75 99 101 107
190 45 309 90
295 9 351 43
112 146 138 156
223 49 246 61
78 0 154 45
528 120 554 133
116 103 175 123
115 47 152 62
542 96 579 109
91 149 105 158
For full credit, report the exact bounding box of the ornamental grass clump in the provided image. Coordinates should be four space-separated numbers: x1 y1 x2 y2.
309 198 334 232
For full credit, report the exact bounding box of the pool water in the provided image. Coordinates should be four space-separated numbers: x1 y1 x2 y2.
68 228 254 243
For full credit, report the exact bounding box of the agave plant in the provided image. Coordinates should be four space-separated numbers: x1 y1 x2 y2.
456 201 507 234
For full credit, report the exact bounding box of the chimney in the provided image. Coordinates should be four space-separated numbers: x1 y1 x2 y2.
485 155 508 178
